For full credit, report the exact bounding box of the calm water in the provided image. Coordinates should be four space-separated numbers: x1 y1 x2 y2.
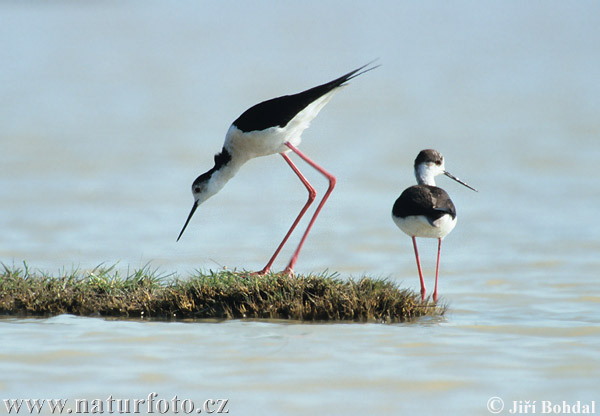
1 1 599 414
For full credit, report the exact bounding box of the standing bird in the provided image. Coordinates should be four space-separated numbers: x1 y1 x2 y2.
177 62 378 275
392 149 477 302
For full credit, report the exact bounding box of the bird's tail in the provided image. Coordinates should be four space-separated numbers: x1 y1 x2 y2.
339 59 381 85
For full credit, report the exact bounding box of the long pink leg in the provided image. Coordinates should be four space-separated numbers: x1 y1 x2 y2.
255 152 316 275
412 236 426 301
433 238 442 303
283 142 336 274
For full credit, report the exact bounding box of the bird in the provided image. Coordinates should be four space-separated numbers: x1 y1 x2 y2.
392 149 477 302
177 62 378 275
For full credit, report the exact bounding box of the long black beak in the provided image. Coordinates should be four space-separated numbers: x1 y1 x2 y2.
177 202 199 241
444 171 478 192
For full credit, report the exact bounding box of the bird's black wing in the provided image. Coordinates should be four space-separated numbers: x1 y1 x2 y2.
392 185 456 224
232 62 377 132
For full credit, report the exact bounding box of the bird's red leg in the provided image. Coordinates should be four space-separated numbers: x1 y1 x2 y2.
433 238 442 303
412 236 426 301
254 152 316 275
283 142 336 274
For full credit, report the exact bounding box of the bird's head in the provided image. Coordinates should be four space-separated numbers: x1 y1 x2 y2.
177 148 235 242
176 171 214 242
414 149 446 184
414 149 477 192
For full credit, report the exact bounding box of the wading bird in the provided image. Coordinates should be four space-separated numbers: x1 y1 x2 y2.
177 63 378 275
392 149 477 302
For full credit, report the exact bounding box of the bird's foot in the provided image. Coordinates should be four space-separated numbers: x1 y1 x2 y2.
250 267 270 276
282 266 295 277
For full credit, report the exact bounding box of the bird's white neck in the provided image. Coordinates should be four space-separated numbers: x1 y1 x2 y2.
205 156 244 198
415 164 437 186
192 147 247 205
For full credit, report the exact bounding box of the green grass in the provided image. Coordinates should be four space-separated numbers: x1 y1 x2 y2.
0 263 445 323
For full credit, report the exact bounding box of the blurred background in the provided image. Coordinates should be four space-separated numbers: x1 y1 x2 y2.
2 1 597 278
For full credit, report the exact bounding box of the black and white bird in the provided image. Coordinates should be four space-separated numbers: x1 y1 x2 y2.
177 62 378 275
392 149 477 302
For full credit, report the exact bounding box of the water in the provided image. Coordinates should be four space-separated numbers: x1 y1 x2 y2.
1 1 599 414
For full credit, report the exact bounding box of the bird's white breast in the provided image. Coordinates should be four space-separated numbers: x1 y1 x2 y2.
224 124 291 159
392 214 457 239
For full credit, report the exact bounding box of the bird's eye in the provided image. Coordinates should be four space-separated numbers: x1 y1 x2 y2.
435 160 442 166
